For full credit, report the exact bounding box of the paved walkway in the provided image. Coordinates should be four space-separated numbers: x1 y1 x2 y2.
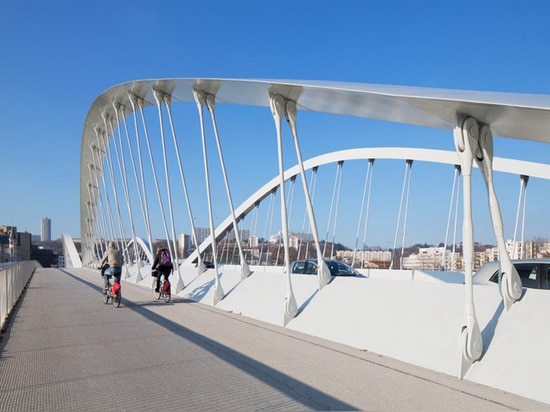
1 268 548 411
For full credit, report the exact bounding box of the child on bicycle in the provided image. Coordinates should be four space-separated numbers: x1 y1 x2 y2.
151 245 173 292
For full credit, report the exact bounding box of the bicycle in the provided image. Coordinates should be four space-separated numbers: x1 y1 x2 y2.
153 274 171 303
99 265 121 308
103 280 122 307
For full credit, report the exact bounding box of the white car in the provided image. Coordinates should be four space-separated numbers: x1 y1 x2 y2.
473 258 550 290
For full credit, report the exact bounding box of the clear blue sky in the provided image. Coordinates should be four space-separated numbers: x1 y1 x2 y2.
2 0 550 247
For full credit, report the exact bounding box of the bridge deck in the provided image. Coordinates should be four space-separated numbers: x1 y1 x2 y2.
1 268 547 411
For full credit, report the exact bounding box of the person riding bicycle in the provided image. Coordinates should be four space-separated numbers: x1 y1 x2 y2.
151 245 173 293
99 241 123 292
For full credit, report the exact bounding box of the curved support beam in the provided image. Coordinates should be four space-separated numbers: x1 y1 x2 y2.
283 99 332 289
204 92 252 281
185 146 550 266
193 88 225 306
454 116 483 379
270 93 298 325
80 78 550 266
476 126 522 309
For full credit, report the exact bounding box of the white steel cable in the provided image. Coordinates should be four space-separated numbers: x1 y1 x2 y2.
360 159 375 269
269 94 297 325
129 95 154 258
400 160 413 269
113 104 139 277
120 103 150 266
520 175 529 259
353 159 374 268
204 94 251 279
512 177 522 258
262 190 277 266
297 167 318 260
330 161 344 259
391 160 409 270
451 174 461 271
87 152 108 255
443 165 461 270
287 176 297 227
137 98 172 259
513 175 529 259
247 204 259 263
323 162 341 257
108 112 134 275
194 89 224 305
103 115 129 259
86 174 108 259
352 161 370 267
153 91 179 272
161 95 205 275
94 130 118 245
92 135 116 246
84 181 104 261
285 102 329 287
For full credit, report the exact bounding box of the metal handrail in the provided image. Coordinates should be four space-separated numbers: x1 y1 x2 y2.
1 261 40 331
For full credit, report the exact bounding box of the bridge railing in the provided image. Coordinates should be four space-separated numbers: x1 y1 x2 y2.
1 261 41 331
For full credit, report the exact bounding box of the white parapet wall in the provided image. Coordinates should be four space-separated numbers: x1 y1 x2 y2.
171 266 550 405
95 263 550 405
0 261 41 330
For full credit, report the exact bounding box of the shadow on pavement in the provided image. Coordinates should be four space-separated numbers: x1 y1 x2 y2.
60 269 357 411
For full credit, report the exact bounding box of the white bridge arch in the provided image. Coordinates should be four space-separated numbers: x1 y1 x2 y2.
79 78 550 380
185 146 550 265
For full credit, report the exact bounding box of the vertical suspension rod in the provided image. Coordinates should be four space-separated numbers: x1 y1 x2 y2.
129 95 154 258
193 88 224 305
161 94 205 274
153 90 179 267
204 93 251 278
399 160 413 269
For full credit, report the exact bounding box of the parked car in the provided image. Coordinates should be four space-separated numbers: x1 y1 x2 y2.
291 259 361 277
473 258 550 290
196 260 215 269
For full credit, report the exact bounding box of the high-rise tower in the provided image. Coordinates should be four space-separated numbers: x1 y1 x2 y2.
41 217 51 241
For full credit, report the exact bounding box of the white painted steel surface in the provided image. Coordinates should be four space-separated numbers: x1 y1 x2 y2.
119 263 550 406
80 79 550 266
185 147 550 265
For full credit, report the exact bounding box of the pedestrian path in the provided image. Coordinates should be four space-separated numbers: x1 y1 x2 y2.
0 267 548 411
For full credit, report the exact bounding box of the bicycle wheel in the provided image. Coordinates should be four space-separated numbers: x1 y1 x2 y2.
113 290 121 308
102 288 109 304
153 282 160 300
163 289 171 303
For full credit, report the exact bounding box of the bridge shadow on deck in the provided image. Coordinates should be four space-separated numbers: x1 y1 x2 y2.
60 269 356 411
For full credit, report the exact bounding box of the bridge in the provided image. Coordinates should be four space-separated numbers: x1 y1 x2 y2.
3 79 550 409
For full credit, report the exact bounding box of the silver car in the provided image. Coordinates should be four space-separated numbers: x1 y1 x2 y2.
291 259 361 277
473 258 550 290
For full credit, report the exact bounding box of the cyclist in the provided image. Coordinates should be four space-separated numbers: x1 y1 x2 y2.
151 245 173 293
99 241 123 292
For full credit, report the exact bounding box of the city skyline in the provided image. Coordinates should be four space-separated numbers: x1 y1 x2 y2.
3 1 550 247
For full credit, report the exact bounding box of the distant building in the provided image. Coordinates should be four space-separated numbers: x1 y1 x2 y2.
0 226 18 262
18 232 31 260
178 233 192 258
195 227 210 246
41 217 51 241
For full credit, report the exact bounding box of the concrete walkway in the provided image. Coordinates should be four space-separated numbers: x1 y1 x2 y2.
0 268 548 411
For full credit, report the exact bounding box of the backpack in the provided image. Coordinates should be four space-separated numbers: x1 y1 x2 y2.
160 249 171 266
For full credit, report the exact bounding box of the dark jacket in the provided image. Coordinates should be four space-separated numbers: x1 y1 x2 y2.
152 249 173 275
